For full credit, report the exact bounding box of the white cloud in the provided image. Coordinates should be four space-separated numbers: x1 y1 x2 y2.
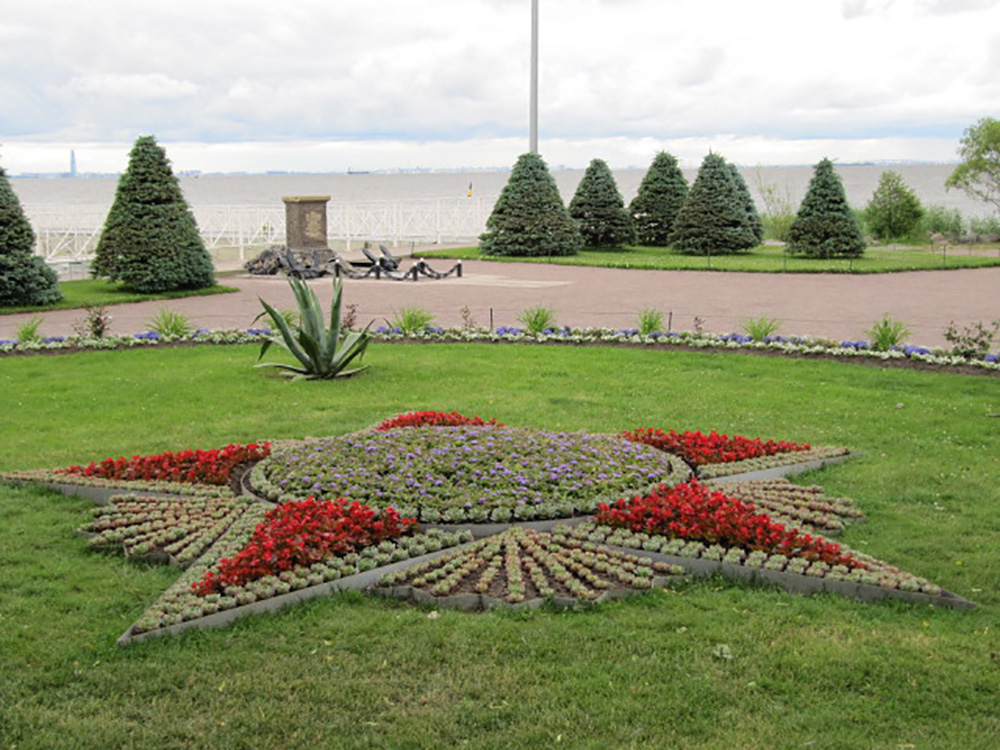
2 0 999 171
61 73 200 100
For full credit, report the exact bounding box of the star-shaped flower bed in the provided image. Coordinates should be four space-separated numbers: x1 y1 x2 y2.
0 411 974 646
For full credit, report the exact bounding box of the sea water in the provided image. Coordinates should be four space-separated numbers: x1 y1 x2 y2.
9 163 992 219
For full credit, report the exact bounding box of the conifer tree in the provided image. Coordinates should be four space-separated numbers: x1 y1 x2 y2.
0 165 61 307
787 158 865 258
479 153 581 257
728 163 764 245
93 135 215 292
629 152 688 246
568 158 635 248
668 152 757 255
864 170 923 241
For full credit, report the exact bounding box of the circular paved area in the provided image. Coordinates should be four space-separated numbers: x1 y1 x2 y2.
2 259 995 349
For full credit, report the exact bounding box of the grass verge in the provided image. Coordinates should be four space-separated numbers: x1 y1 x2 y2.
1 343 998 749
0 279 239 316
418 243 1000 273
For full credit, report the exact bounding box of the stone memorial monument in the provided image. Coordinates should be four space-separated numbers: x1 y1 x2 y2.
283 195 330 252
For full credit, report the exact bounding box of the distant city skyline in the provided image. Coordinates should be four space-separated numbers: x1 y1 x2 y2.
2 0 998 174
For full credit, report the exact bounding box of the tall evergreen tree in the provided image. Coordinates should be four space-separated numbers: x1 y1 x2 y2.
93 135 215 292
0 165 61 307
568 158 635 248
629 152 688 246
787 158 865 258
728 163 764 245
479 153 581 257
864 170 923 241
668 152 757 255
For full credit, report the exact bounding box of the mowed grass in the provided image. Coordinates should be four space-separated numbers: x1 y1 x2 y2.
0 278 238 315
1 343 999 749
419 243 1000 273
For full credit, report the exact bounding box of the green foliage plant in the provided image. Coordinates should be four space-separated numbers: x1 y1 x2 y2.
15 315 44 344
629 151 689 246
742 315 781 342
637 307 665 336
669 152 757 255
866 314 911 351
0 165 62 307
787 158 866 258
72 305 112 339
568 158 635 249
390 306 435 335
92 135 216 293
942 318 1000 360
751 167 797 242
728 163 764 245
255 276 371 380
921 204 964 239
517 306 557 335
479 153 581 258
946 117 1000 213
968 214 1000 238
864 171 924 242
145 308 193 338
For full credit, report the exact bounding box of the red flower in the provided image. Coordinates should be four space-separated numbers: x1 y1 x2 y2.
57 443 272 486
595 479 862 569
375 411 504 430
191 497 416 596
621 428 810 466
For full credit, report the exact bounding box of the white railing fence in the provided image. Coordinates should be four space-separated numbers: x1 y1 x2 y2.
25 197 496 263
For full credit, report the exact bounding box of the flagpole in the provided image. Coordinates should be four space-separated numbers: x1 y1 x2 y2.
529 0 539 154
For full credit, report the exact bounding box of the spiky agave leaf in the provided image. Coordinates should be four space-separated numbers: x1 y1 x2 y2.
254 277 371 380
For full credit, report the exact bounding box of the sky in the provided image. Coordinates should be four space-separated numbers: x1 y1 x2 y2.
1 0 998 174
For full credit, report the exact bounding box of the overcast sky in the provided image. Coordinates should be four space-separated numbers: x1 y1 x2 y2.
2 0 998 174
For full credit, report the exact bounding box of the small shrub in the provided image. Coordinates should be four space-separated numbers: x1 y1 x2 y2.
15 316 44 344
73 305 112 339
278 309 299 327
146 308 193 337
517 306 557 335
864 170 924 242
342 303 359 331
391 306 435 335
637 307 664 336
969 215 1000 238
742 315 780 342
866 314 910 351
752 168 797 242
460 305 477 329
921 205 964 239
943 319 1000 359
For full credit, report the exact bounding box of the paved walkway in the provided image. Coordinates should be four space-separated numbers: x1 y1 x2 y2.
2 257 996 349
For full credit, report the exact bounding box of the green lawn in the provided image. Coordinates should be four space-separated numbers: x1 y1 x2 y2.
419 243 1000 273
0 278 238 316
1 343 998 749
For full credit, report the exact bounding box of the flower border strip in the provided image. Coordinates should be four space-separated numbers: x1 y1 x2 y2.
371 576 680 613
117 544 465 647
1 325 997 373
596 543 974 611
699 448 855 481
0 472 233 502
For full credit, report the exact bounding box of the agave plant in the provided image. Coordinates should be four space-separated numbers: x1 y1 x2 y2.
254 277 371 380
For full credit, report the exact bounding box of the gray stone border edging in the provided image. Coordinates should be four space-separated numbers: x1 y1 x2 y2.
116 546 461 647
599 545 975 611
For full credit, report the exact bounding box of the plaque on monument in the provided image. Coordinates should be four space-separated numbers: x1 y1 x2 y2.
283 196 330 251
